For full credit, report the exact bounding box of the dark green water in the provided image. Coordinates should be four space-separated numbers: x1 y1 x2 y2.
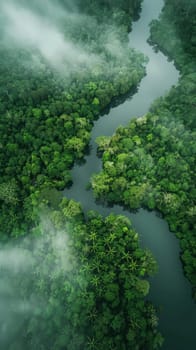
64 0 196 349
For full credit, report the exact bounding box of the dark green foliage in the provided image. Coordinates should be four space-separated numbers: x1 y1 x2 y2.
3 198 161 350
77 0 143 28
0 1 162 348
92 118 196 299
0 0 145 238
91 0 196 299
149 0 196 70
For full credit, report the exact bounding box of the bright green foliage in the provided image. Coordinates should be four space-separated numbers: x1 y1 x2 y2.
4 198 161 350
0 1 162 347
0 0 146 238
91 111 196 298
91 0 196 299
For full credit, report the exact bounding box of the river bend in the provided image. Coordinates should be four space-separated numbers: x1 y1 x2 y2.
64 1 196 349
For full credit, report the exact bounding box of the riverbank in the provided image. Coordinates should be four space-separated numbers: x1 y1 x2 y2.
65 0 196 349
0 1 163 349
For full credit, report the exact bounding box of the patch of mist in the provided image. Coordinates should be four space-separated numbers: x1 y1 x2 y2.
0 0 143 78
104 30 125 59
0 214 79 348
0 246 33 273
0 0 100 71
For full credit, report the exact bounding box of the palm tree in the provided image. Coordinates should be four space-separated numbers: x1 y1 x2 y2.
87 336 98 350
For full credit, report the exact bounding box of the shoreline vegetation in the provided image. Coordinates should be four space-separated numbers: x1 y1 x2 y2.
2 197 162 349
0 1 164 349
0 0 146 238
0 0 195 348
91 0 196 300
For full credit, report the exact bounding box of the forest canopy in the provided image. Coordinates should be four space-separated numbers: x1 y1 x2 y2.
1 0 195 348
0 197 162 349
0 0 164 349
91 0 196 299
0 0 146 238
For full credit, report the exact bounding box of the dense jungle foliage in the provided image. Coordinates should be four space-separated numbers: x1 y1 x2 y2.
0 0 164 349
76 0 143 27
91 0 196 299
1 197 163 350
0 0 145 238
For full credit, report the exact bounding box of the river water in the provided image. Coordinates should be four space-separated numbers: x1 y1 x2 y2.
64 0 196 349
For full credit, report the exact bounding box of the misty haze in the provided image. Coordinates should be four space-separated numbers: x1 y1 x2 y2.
0 0 195 349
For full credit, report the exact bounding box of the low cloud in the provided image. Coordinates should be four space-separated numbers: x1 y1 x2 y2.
0 214 77 349
0 0 138 75
0 0 99 70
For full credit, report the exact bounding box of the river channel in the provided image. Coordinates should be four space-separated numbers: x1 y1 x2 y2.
64 0 196 349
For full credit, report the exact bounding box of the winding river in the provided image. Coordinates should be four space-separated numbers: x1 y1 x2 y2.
64 0 196 349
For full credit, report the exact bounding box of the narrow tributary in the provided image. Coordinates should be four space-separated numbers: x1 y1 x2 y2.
64 1 196 348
